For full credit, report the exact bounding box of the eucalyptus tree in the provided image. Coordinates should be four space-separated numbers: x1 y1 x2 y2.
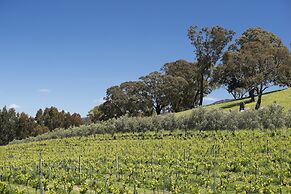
120 81 153 116
162 74 188 112
101 85 128 119
0 107 17 145
139 71 169 115
92 81 153 121
162 60 200 109
139 71 188 114
222 27 290 109
188 25 235 106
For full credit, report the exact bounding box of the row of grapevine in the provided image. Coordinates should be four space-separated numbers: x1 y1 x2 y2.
0 129 290 193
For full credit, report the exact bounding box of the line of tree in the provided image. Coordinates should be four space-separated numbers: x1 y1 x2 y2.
89 26 291 122
0 106 83 145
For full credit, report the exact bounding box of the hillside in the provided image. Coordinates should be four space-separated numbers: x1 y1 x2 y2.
1 91 290 194
0 129 290 193
177 88 291 116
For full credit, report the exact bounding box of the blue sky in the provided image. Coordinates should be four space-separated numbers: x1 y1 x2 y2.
0 0 290 117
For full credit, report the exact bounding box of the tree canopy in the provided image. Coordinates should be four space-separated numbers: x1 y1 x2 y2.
0 106 83 145
220 27 290 109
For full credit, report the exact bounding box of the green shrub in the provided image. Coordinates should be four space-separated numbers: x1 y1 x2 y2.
222 110 239 131
258 104 286 129
286 110 291 128
185 108 207 130
237 109 261 129
203 109 225 130
10 104 290 144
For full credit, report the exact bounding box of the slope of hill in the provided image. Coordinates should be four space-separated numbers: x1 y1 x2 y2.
177 88 291 116
0 129 290 193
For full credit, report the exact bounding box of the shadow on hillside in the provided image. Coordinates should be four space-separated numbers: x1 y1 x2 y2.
214 88 287 109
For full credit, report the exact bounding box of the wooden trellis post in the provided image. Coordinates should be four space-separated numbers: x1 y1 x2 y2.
79 155 81 184
39 152 44 194
212 145 216 194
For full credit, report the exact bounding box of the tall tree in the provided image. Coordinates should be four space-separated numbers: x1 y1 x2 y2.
120 81 153 116
162 74 188 112
139 72 169 115
90 81 153 121
0 107 17 145
43 107 62 131
223 27 291 109
188 26 234 105
0 106 81 145
16 112 38 140
35 109 44 125
162 60 200 109
102 85 129 118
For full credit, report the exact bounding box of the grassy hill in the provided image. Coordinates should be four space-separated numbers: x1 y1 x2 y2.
177 88 291 116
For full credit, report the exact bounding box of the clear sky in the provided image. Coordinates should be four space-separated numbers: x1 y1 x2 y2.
0 0 290 117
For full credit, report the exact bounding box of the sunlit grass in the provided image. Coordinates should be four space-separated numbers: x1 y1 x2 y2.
177 88 291 116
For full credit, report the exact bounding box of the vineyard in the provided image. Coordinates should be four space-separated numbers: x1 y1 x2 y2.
0 129 290 193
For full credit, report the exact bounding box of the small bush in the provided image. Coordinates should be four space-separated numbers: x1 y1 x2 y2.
237 109 261 129
203 109 225 130
223 111 239 131
258 104 286 129
185 108 207 130
285 110 291 128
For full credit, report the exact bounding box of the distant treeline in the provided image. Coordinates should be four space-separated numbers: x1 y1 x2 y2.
88 26 291 122
0 107 83 145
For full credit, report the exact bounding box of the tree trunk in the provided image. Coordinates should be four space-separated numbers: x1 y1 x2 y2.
249 88 255 102
231 92 237 100
192 90 200 108
255 85 263 110
155 105 162 115
199 73 204 106
156 109 161 115
255 94 262 110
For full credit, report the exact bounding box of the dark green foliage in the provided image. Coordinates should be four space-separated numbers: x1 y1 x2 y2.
90 70 193 120
162 60 200 110
0 106 83 145
213 63 248 99
139 71 188 115
38 107 83 131
0 107 17 145
0 107 48 145
89 81 154 121
276 55 291 87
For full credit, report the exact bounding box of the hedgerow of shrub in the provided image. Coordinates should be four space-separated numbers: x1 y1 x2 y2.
10 104 290 144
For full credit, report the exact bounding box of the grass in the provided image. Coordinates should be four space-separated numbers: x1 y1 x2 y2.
177 88 291 116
